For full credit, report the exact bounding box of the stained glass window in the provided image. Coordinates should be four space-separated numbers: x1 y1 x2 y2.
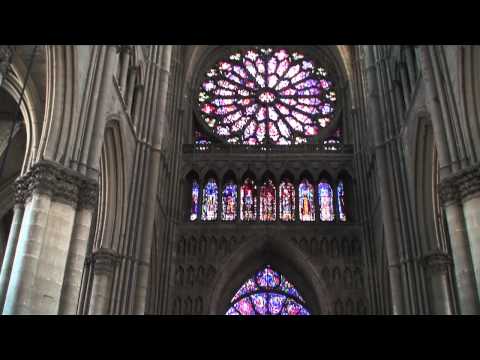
323 128 342 150
226 265 310 315
190 180 200 221
240 178 257 221
318 181 334 222
337 181 347 222
198 48 336 145
194 130 211 145
299 179 315 222
279 179 295 221
201 178 218 221
222 181 237 221
259 179 276 221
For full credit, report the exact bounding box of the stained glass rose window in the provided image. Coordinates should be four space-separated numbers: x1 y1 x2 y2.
198 48 336 145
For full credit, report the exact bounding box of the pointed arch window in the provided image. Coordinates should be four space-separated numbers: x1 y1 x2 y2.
318 181 334 222
240 178 257 221
279 179 295 221
299 179 315 222
201 178 218 221
190 180 200 221
337 180 347 222
222 181 237 221
226 265 310 315
259 179 276 221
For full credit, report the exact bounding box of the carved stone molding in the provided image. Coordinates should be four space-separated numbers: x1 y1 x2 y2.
91 248 118 275
423 251 452 275
439 163 480 205
14 160 99 209
0 46 12 80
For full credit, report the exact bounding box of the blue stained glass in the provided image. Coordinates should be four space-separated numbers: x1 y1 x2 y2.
201 179 218 221
250 293 268 315
318 181 334 222
226 307 240 315
234 297 255 315
338 181 347 222
231 278 258 302
222 182 237 221
268 294 286 315
190 180 200 221
256 266 280 288
227 265 310 316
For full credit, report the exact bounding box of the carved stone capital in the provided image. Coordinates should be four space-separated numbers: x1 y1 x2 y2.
439 163 480 205
0 46 12 77
92 248 118 275
423 251 452 275
116 45 133 55
15 160 98 210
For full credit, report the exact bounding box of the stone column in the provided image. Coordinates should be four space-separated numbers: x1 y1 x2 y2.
457 165 480 300
88 247 117 315
0 179 25 311
2 161 91 315
439 177 480 314
58 179 98 314
423 251 453 314
364 45 405 314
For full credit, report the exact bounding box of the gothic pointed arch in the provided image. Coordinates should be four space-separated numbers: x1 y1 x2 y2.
208 236 329 315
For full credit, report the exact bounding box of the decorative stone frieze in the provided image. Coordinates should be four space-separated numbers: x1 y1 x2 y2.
91 248 118 275
439 163 480 205
13 160 99 209
423 251 452 275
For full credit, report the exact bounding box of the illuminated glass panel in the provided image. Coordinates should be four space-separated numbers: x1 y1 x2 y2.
226 265 310 315
259 179 276 221
337 180 347 222
222 182 237 221
318 181 334 222
240 178 257 221
201 178 218 221
279 179 295 221
190 180 200 221
198 48 336 145
299 179 315 222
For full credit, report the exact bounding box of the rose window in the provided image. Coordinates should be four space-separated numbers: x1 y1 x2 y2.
198 48 337 145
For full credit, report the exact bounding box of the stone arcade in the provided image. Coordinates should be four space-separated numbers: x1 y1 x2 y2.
0 45 479 315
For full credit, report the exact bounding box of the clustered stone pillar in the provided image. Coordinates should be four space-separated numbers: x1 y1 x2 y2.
364 45 405 314
0 160 98 315
439 166 480 313
419 45 480 314
423 251 453 314
88 247 117 315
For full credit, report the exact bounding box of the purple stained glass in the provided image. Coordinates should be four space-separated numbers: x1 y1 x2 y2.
234 297 255 315
231 278 258 302
318 181 334 222
268 294 287 315
222 182 237 221
226 265 310 316
198 48 335 145
190 180 200 221
226 307 240 315
201 179 218 221
256 266 281 288
259 179 276 222
250 293 268 315
240 178 256 221
338 181 347 222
